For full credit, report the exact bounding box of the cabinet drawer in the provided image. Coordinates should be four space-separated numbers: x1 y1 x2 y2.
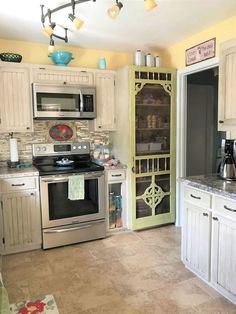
1 177 37 192
184 186 211 208
213 196 236 221
107 170 126 182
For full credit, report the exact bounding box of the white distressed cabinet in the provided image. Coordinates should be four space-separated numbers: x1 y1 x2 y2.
31 66 94 85
0 65 33 132
183 187 211 281
0 176 41 255
218 37 236 131
89 72 116 131
182 184 236 305
211 196 236 303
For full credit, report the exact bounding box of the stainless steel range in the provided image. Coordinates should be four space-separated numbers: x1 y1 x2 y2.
33 142 106 249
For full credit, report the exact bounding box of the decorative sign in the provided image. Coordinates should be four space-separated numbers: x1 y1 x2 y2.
185 38 216 66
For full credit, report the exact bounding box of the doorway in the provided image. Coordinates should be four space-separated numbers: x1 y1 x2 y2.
186 68 226 176
176 58 221 226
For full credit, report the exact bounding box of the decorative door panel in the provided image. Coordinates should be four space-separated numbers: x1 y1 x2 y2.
131 67 176 230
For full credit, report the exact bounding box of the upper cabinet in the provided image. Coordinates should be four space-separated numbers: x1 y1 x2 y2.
0 65 33 132
89 72 116 131
31 66 94 85
218 38 236 131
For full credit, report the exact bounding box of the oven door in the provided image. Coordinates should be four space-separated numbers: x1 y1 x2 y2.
40 171 105 229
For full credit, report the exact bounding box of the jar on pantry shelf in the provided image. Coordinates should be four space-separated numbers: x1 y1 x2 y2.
134 50 145 66
145 53 154 67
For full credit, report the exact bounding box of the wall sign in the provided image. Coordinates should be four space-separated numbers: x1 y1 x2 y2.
185 38 216 66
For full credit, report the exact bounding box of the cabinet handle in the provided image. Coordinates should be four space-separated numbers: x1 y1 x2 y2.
30 193 34 196
11 183 25 187
223 205 236 213
190 193 201 200
111 174 122 177
203 212 208 216
219 120 224 123
213 217 218 221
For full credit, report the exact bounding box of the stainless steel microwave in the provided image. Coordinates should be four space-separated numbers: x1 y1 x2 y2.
32 83 96 119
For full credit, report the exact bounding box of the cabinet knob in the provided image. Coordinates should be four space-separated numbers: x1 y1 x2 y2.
131 166 136 173
26 127 30 130
203 212 208 217
219 120 224 123
30 193 34 196
98 126 102 129
213 217 218 221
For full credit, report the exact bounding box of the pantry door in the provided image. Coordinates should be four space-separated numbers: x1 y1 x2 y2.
131 68 176 230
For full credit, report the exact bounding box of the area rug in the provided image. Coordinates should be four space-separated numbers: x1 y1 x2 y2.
10 294 59 314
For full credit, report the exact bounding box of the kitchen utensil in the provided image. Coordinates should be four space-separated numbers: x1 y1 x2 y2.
48 51 74 66
0 52 22 63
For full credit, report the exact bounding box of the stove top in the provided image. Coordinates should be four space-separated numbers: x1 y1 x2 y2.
32 142 104 176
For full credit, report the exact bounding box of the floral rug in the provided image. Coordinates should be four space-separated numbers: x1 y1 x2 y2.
10 295 59 314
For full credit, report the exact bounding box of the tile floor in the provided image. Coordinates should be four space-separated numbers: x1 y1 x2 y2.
2 225 236 314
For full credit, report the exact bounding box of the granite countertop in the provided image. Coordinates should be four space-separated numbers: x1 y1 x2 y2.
180 174 236 200
0 166 39 178
104 163 127 171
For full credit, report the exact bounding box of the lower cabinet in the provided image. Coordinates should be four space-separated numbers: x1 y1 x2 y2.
183 201 211 281
182 185 236 305
0 176 42 254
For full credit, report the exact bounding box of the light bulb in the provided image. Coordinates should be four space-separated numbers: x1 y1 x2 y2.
144 0 157 12
68 14 84 30
107 2 123 19
43 25 54 37
48 44 55 53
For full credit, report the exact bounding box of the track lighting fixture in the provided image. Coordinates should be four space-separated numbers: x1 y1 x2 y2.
40 0 158 50
144 0 158 12
107 1 123 20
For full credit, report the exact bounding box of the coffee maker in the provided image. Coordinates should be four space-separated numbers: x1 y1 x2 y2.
219 139 236 180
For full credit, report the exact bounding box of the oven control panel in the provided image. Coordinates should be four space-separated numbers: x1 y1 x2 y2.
32 142 90 156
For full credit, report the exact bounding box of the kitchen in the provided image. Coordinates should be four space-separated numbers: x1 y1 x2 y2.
1 0 236 313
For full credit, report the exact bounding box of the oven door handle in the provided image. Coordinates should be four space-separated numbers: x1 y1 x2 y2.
41 178 69 183
41 172 104 183
44 224 92 233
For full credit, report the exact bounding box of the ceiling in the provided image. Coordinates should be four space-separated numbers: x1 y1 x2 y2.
1 0 236 53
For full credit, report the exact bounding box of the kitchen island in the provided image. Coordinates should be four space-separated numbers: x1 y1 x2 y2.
180 174 236 306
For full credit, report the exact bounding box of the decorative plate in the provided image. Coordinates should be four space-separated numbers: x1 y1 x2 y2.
49 124 73 141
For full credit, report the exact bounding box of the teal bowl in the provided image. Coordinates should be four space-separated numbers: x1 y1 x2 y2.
48 51 74 66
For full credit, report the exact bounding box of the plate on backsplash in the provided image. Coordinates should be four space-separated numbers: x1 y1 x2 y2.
49 124 74 141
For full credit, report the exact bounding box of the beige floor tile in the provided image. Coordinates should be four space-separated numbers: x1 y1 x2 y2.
2 225 235 314
194 297 236 313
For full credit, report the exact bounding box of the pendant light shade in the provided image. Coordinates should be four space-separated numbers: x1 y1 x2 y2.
144 0 157 12
68 14 84 30
107 1 123 19
42 24 55 37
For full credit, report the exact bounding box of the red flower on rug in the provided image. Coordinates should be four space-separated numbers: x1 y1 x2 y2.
18 300 46 314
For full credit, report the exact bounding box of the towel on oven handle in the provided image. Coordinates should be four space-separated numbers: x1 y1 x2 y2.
68 175 84 200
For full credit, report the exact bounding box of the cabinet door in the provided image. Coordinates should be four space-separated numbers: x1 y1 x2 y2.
131 68 176 230
218 38 236 131
211 214 236 303
32 68 94 85
1 191 41 254
93 72 116 131
182 201 211 281
0 67 33 132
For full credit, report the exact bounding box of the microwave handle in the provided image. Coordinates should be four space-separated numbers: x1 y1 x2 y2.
79 89 84 112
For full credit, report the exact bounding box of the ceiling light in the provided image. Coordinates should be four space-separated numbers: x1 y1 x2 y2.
107 1 123 20
40 0 158 49
48 37 55 53
144 0 158 12
68 14 84 30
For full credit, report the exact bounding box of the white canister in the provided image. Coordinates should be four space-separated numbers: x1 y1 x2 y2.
145 53 154 67
134 50 145 66
155 56 160 67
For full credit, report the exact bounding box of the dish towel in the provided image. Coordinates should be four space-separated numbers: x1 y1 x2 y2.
68 175 84 200
0 274 10 314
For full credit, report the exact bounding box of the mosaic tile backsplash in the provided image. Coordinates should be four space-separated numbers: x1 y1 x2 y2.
0 120 110 163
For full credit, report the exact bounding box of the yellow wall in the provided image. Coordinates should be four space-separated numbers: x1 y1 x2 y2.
0 38 132 70
162 14 236 69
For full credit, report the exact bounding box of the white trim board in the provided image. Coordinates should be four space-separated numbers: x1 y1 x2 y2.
176 57 219 227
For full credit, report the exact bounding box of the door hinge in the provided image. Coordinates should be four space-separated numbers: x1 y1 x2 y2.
2 237 5 244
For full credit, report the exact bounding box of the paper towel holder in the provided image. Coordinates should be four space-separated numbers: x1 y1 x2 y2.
7 132 20 168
